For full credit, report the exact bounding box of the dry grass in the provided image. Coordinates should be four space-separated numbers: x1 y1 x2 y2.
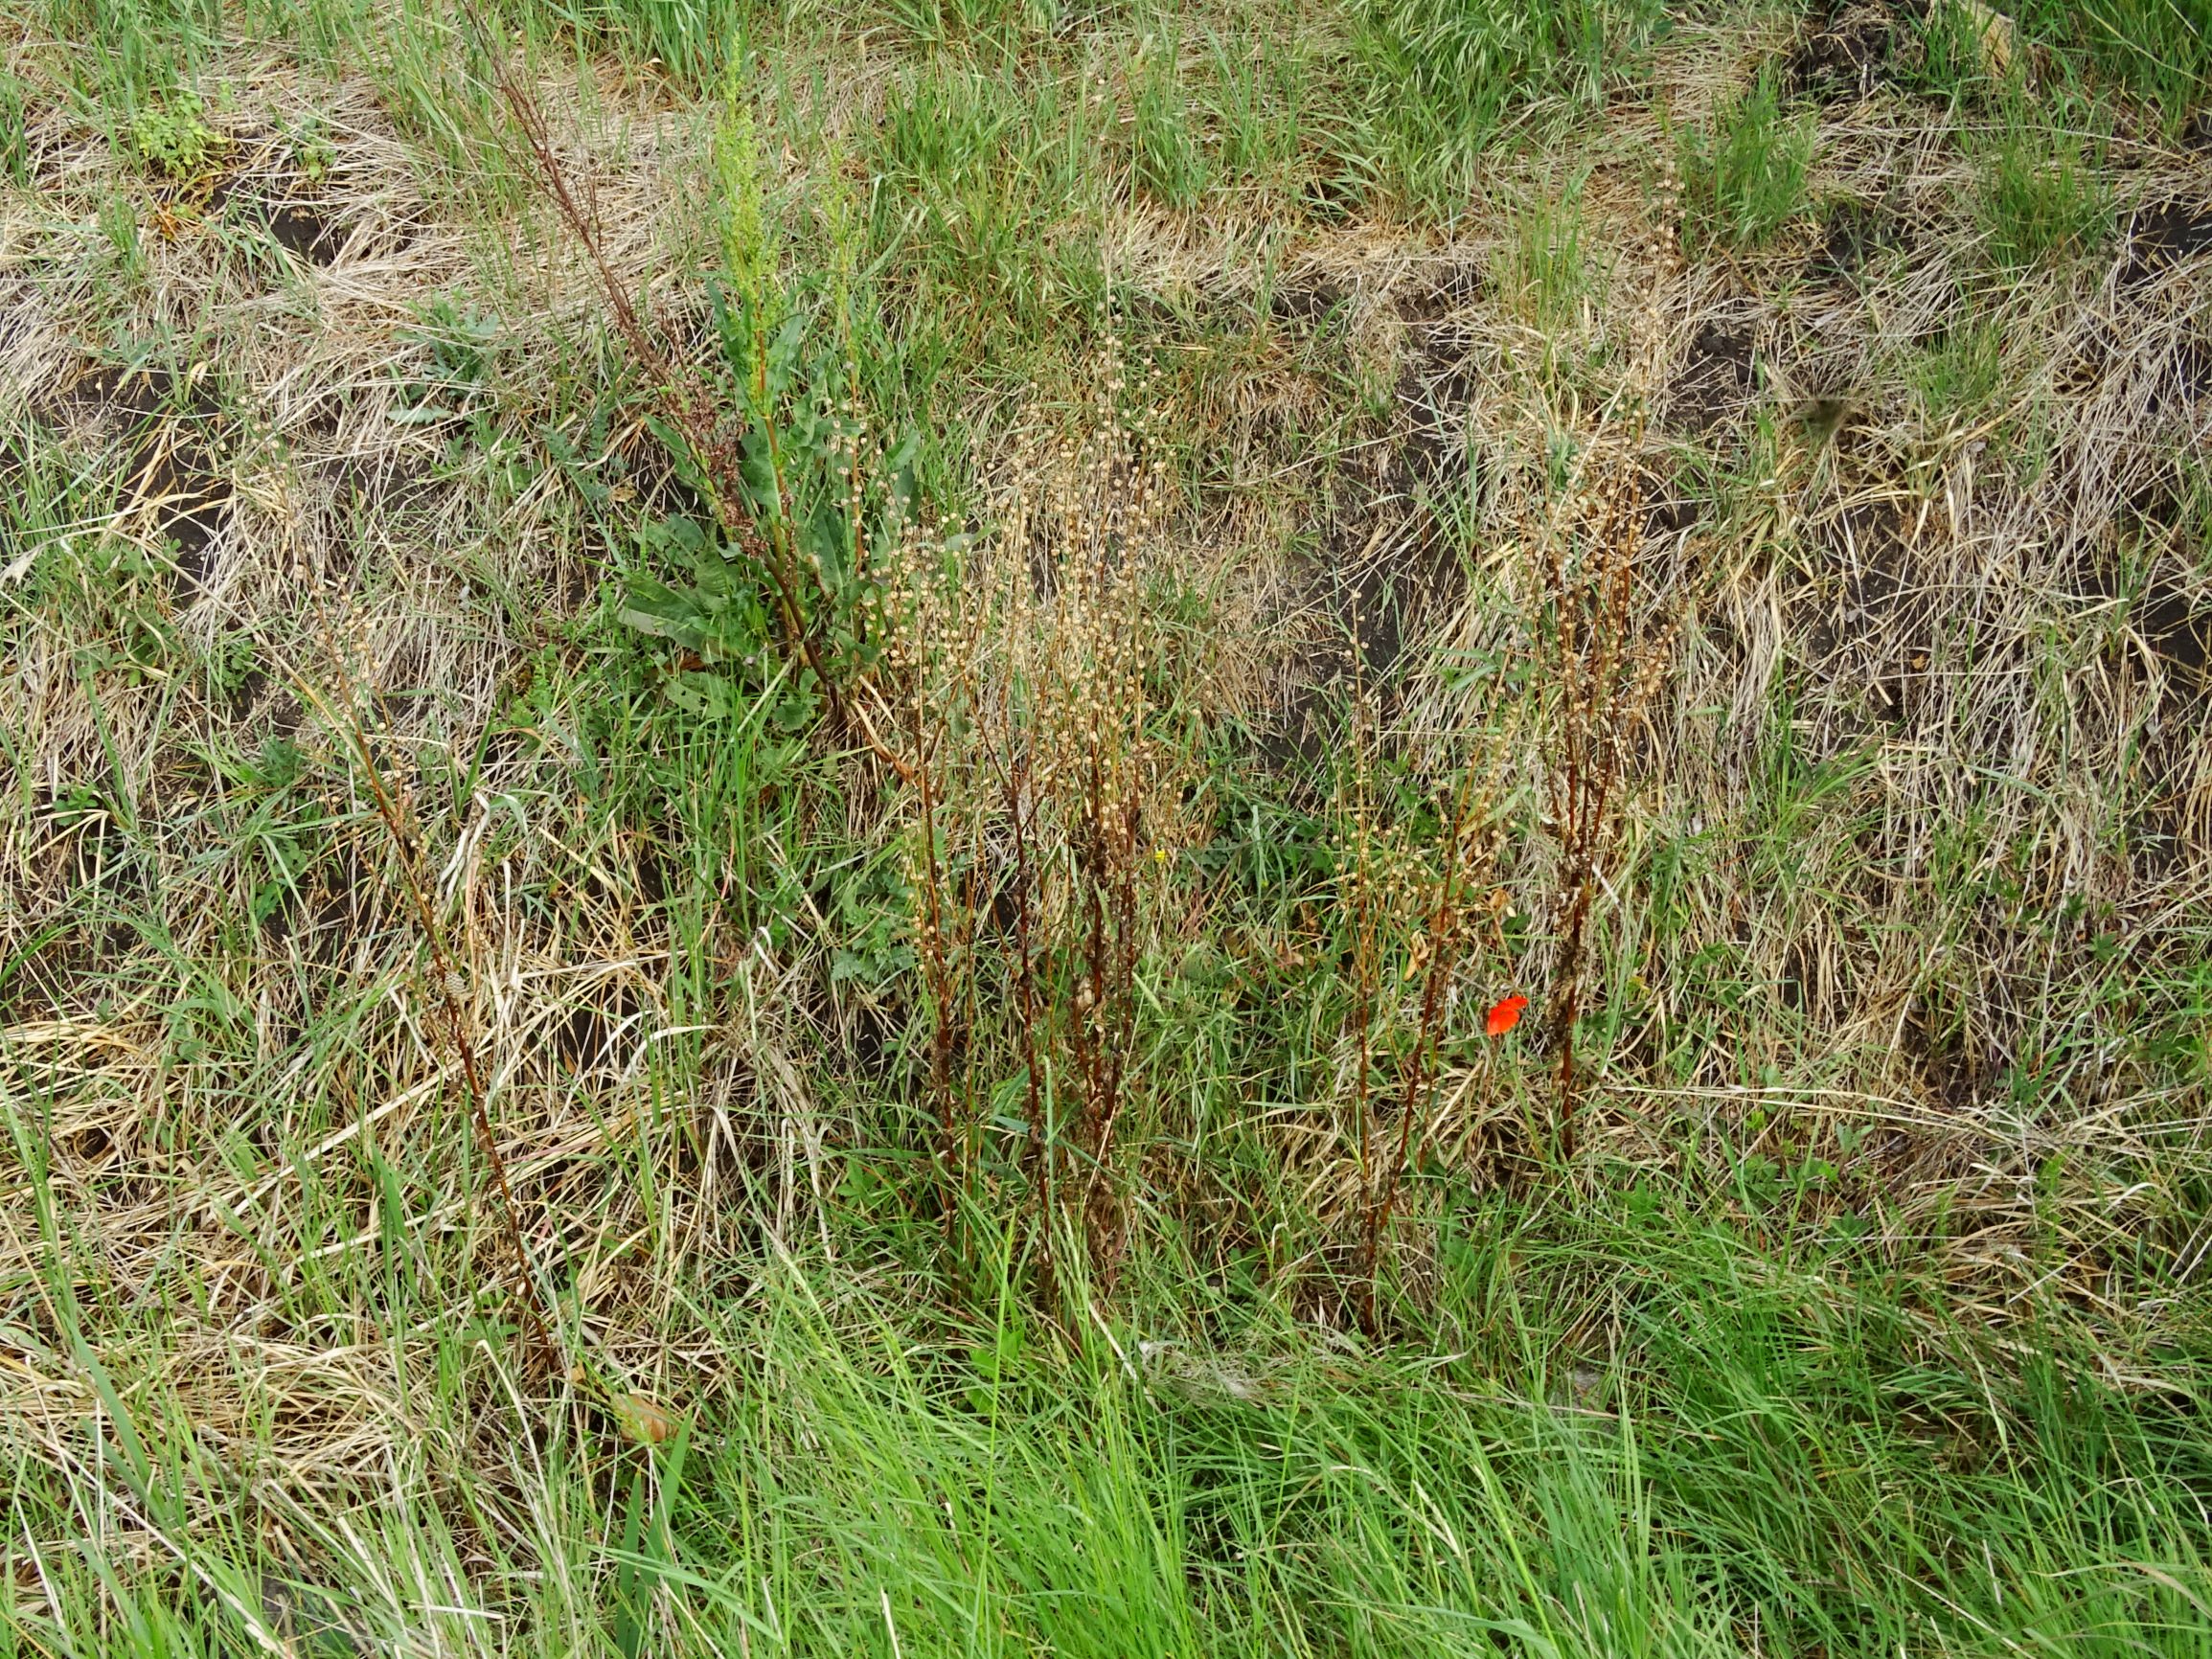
2 0 2210 1647
0 58 763 1597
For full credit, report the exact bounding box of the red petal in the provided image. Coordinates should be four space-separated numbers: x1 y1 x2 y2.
1486 994 1529 1036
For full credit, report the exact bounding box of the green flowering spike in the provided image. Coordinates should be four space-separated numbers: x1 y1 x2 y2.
715 82 771 321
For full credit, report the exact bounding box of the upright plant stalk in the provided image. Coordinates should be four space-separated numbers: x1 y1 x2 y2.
1357 761 1480 1332
288 607 559 1378
904 664 964 1255
1539 441 1647 1157
1074 736 1144 1272
490 47 884 757
1532 149 1685 1157
992 732 1052 1288
384 793 559 1377
1336 594 1412 1330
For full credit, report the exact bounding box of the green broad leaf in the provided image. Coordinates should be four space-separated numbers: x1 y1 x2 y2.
766 311 808 384
739 430 783 521
618 579 717 648
643 413 715 503
662 670 754 719
801 502 848 589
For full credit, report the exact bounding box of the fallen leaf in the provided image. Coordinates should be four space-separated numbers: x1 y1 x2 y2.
1956 0 2016 75
614 1392 679 1445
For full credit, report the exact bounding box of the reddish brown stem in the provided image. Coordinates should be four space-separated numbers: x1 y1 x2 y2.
305 670 559 1377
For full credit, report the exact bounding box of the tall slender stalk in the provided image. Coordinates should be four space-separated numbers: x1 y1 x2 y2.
287 601 559 1378
1538 437 1651 1158
489 40 881 757
1357 760 1477 1331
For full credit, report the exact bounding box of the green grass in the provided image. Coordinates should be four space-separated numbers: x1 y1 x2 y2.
3 0 2211 1651
1353 0 1663 220
1680 70 1813 252
597 1224 2212 1658
2013 0 2212 137
1494 171 1594 345
6 1192 2209 1656
1910 309 2009 426
1974 86 2113 270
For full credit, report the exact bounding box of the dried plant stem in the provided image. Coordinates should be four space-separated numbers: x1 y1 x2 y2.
1343 615 1381 1254
282 619 559 1379
1074 765 1142 1270
1539 437 1649 1159
910 713 963 1256
990 737 1054 1289
1358 761 1478 1332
